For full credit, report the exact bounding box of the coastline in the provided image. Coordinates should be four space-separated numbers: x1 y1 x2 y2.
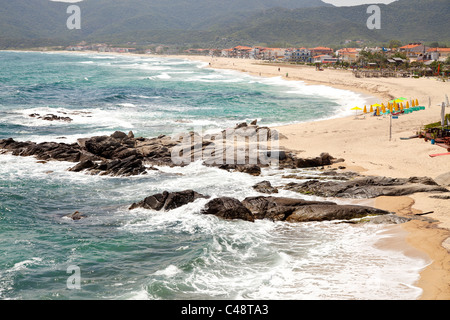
173 54 450 300
6 50 450 299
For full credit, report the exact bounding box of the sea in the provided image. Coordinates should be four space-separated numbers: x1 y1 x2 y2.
0 51 430 300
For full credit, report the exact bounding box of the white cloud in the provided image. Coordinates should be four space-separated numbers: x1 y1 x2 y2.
322 0 397 6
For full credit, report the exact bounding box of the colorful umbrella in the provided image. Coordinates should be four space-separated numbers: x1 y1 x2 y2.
351 106 362 116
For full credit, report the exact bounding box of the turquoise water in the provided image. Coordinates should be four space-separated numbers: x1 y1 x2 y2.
0 51 428 300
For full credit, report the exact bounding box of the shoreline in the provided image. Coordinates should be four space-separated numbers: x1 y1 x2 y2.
6 50 450 299
174 54 450 300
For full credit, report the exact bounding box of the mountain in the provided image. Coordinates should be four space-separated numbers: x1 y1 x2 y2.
0 0 448 48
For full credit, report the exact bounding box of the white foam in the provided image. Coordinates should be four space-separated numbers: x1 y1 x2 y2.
8 258 42 273
154 265 182 277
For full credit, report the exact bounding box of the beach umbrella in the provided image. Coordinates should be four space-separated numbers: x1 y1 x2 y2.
376 107 380 116
370 105 374 113
381 104 386 113
351 106 362 116
406 101 409 109
415 99 419 106
363 105 367 113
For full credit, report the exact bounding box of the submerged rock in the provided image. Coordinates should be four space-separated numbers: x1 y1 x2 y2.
65 211 87 220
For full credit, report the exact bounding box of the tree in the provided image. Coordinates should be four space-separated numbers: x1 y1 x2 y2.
388 40 402 49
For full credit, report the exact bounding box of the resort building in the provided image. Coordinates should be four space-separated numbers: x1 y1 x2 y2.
284 48 311 62
399 43 426 60
313 54 337 64
426 48 450 62
309 46 334 57
336 48 360 63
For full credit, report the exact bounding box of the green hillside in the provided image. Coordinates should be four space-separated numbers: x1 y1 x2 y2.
0 0 448 48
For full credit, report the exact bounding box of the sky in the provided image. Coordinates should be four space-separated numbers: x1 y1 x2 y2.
51 0 398 5
323 0 397 5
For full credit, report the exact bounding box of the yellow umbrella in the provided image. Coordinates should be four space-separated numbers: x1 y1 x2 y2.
415 99 419 106
376 107 380 116
406 101 409 109
382 104 386 113
370 105 374 113
351 106 362 116
363 105 367 113
400 103 403 110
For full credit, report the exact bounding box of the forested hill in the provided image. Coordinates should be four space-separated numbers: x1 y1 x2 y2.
0 0 448 48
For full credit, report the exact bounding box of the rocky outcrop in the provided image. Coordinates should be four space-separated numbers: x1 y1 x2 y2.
284 176 449 198
0 138 83 162
127 189 393 224
69 155 147 176
1 124 342 177
200 195 390 223
129 190 209 211
29 113 73 122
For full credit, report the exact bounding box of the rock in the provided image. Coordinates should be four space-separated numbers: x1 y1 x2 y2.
295 152 334 168
242 196 334 221
284 175 449 198
250 119 258 126
129 190 208 211
201 195 390 223
29 113 72 122
435 172 450 186
363 214 412 224
65 211 86 220
285 204 391 222
236 164 261 176
252 181 278 194
69 159 96 172
201 197 255 222
429 194 450 200
0 138 82 162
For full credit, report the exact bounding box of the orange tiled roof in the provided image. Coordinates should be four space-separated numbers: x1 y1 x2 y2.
427 48 450 52
234 46 253 50
400 44 421 49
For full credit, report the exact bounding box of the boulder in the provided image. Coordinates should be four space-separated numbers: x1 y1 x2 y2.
242 196 333 221
252 181 278 194
435 172 450 186
65 211 87 220
201 195 389 223
285 204 390 222
129 190 208 211
201 197 255 222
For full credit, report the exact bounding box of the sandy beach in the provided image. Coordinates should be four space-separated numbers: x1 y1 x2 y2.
16 50 450 299
171 54 450 300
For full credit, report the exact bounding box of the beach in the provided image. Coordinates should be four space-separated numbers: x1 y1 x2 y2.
1 50 449 300
172 54 450 299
